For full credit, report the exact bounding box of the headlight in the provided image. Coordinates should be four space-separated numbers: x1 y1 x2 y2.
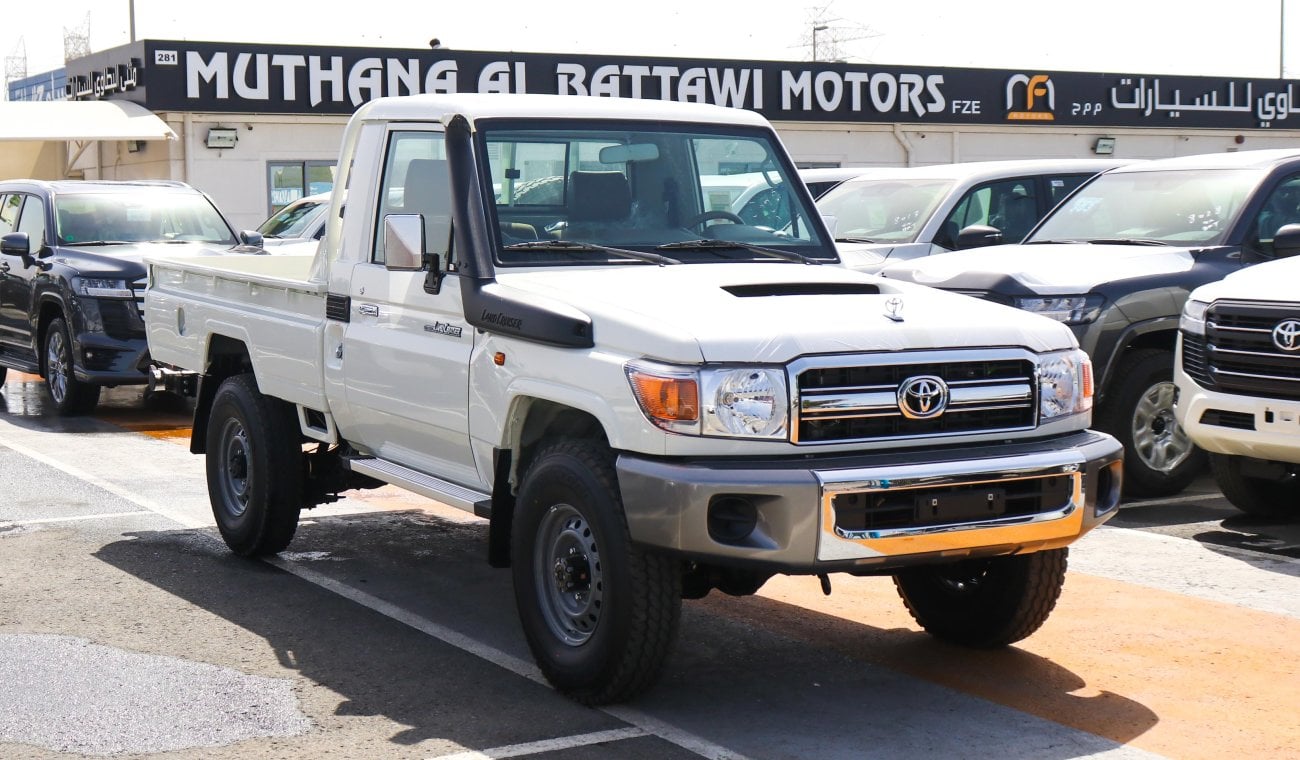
1181 298 1209 336
1038 349 1093 420
626 361 788 439
1016 295 1103 325
73 277 133 298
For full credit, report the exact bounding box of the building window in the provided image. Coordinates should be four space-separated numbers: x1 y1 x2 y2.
267 160 337 215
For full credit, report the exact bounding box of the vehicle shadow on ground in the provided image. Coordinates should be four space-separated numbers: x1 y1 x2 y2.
93 510 1157 758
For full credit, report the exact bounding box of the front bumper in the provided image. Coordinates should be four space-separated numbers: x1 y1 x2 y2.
1175 366 1300 466
617 430 1123 573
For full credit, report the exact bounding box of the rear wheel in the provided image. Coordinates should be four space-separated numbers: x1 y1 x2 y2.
205 374 303 556
893 549 1068 648
1209 453 1300 518
43 317 100 416
1096 348 1203 497
511 439 681 705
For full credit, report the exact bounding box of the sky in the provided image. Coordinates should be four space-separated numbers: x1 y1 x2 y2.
4 1 1299 86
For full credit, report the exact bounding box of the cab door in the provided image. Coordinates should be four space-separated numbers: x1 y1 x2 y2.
0 193 41 365
340 128 479 487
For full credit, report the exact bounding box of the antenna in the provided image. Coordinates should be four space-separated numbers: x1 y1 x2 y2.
802 3 878 63
4 37 27 94
64 12 91 63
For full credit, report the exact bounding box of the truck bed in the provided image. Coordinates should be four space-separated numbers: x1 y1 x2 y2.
145 253 330 410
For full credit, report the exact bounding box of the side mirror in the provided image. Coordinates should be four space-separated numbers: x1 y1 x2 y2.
238 230 264 248
0 232 30 257
1272 223 1300 258
956 224 1004 250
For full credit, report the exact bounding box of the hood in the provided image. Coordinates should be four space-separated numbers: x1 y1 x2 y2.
496 262 1077 363
880 242 1200 295
1190 254 1300 303
53 241 261 276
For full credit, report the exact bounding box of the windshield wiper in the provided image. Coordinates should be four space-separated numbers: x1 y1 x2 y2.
1084 238 1171 246
656 238 820 264
1024 239 1088 245
835 236 883 244
62 240 129 247
502 239 680 265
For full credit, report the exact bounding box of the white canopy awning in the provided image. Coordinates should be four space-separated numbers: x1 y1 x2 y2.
0 100 175 142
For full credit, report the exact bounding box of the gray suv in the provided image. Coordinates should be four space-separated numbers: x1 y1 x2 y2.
0 179 263 414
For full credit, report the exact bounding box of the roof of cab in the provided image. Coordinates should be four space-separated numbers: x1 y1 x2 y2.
353 93 772 128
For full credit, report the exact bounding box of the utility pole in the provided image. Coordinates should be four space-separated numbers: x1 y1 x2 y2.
812 24 829 62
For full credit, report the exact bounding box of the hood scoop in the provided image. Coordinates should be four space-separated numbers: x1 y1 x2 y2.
723 282 881 298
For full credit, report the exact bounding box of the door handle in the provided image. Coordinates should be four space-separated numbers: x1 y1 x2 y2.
357 303 379 317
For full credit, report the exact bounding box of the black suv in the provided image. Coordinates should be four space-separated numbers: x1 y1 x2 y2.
0 179 263 414
880 149 1300 497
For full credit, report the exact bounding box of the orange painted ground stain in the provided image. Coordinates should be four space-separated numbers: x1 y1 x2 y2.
698 571 1300 759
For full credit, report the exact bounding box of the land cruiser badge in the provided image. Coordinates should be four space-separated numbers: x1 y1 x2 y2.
426 321 463 338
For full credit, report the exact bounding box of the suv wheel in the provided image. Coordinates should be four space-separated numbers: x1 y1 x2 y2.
1097 348 1203 497
43 317 101 416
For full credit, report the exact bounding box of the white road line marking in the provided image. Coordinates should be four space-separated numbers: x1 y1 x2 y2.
1120 491 1225 508
0 432 207 529
8 510 154 526
267 558 754 760
431 727 647 759
0 424 750 760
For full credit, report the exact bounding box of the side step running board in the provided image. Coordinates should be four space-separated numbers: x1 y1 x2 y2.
346 456 492 517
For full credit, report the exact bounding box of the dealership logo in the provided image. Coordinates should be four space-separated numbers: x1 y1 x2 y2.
897 375 949 420
1272 319 1300 351
1006 74 1055 121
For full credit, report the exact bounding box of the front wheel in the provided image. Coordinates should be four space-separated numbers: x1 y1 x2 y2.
1209 453 1300 518
43 317 100 416
893 548 1068 648
205 374 303 556
511 439 681 705
1096 348 1203 497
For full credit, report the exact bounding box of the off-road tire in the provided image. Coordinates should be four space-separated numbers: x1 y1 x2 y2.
1209 453 1299 518
43 317 100 415
205 374 303 556
1096 348 1203 497
511 438 681 705
893 548 1068 648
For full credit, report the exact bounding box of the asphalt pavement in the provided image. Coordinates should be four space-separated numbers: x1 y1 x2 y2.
1 374 1297 760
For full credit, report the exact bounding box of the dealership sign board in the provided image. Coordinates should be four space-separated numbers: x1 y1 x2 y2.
59 40 1300 130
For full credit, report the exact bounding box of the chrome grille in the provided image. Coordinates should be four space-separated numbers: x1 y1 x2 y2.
793 349 1038 444
1187 301 1300 401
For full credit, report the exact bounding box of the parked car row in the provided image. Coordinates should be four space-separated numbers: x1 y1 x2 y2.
873 148 1300 504
3 148 1296 510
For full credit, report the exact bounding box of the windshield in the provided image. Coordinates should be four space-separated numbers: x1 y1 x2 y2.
482 122 834 265
55 191 237 246
815 178 953 243
258 198 327 238
1028 168 1263 246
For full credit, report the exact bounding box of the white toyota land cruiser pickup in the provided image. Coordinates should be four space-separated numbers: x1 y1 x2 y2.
145 94 1123 704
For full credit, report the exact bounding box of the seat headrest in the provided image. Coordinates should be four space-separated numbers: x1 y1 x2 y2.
403 158 450 218
569 171 631 223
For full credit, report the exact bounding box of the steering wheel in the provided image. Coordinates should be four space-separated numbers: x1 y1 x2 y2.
683 210 745 231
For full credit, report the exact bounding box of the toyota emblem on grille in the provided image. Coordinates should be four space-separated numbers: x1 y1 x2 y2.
897 375 949 419
1273 319 1300 352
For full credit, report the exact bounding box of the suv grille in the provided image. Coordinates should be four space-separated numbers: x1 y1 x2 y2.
1182 301 1300 401
793 350 1038 444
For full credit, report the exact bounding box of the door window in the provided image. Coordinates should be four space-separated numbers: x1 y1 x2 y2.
1249 173 1300 257
374 131 452 266
0 194 20 234
15 195 45 249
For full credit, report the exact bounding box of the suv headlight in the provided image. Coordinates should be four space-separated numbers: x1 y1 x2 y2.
1016 295 1103 325
73 277 133 298
1181 298 1209 336
626 360 789 439
1038 349 1093 420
